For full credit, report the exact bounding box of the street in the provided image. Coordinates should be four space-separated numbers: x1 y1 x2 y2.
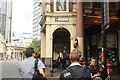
0 60 2 80
1 59 21 79
0 59 62 80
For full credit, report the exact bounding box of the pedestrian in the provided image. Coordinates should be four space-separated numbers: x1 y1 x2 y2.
79 57 87 67
87 57 100 80
19 48 45 80
20 52 22 60
65 54 70 68
59 49 91 80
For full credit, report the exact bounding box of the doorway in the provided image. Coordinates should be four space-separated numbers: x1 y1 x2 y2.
52 28 70 68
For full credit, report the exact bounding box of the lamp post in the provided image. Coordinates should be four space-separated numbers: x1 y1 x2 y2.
100 0 109 79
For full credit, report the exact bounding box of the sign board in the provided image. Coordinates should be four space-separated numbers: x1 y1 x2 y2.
55 17 69 22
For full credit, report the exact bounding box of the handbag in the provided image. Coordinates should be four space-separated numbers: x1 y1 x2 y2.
32 58 47 80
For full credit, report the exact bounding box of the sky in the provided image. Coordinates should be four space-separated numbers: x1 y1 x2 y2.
12 0 33 35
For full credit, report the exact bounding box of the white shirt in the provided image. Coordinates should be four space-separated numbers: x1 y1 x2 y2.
69 62 82 67
19 57 45 79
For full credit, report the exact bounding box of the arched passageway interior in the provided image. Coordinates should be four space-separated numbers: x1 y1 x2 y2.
53 28 70 68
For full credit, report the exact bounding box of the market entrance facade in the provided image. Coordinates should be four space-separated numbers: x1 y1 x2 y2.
40 12 76 67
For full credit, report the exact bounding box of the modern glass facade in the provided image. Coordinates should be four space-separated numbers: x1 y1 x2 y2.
33 0 41 39
0 0 12 43
0 0 7 39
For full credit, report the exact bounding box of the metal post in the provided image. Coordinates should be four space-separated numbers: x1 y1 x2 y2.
101 0 109 79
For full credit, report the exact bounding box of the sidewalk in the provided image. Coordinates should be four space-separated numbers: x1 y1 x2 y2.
45 66 120 80
45 67 63 80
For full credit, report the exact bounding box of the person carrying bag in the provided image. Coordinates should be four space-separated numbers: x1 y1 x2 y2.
32 58 47 80
19 48 46 80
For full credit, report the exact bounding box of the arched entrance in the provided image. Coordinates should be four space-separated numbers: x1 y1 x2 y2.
52 28 70 68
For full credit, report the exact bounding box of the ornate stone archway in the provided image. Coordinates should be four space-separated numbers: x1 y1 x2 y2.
52 28 70 60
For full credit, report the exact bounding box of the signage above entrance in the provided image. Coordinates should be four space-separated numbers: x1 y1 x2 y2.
55 17 69 22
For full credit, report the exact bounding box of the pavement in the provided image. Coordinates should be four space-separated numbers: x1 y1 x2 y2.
44 66 120 80
1 59 120 80
45 67 63 80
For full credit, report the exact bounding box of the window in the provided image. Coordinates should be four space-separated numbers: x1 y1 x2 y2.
110 2 117 10
54 0 69 12
93 2 101 9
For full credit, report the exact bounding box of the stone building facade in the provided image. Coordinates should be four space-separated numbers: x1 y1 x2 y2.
40 1 120 70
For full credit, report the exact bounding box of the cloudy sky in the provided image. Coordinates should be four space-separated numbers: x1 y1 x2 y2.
12 0 33 34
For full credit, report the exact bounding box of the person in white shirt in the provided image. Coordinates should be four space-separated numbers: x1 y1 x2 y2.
19 48 45 80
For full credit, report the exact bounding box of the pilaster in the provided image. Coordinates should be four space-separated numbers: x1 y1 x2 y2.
76 1 84 55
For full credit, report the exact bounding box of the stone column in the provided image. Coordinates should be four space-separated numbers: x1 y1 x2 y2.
41 31 46 64
46 1 51 12
41 32 46 58
50 37 53 76
70 37 74 52
76 1 84 55
45 26 51 66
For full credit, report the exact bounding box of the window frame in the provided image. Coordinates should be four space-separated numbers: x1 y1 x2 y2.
54 0 69 12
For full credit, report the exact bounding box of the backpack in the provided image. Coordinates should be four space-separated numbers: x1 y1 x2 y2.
67 66 91 80
32 58 47 80
99 65 108 79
